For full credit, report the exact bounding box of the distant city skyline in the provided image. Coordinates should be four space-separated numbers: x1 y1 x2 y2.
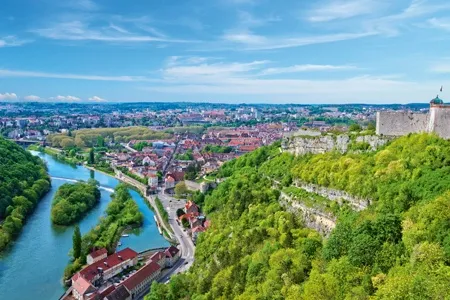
1 0 450 104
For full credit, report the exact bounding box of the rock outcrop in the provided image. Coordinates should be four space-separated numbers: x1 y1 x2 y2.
282 133 390 155
280 192 336 236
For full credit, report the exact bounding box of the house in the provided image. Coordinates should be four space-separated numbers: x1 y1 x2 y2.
164 246 180 267
164 171 185 189
87 248 108 265
185 201 199 214
72 248 138 299
148 174 158 188
72 274 97 300
165 175 176 189
121 261 161 299
149 251 166 268
105 285 131 300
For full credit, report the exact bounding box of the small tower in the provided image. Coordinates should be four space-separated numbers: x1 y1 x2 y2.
427 95 446 134
430 95 444 107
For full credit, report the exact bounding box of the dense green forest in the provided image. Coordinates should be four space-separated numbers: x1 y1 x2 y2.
47 127 172 149
147 133 450 299
0 138 51 251
51 180 101 225
64 184 143 280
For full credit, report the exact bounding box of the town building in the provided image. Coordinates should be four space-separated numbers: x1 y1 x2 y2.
164 246 180 267
121 261 162 299
72 248 138 300
87 248 108 265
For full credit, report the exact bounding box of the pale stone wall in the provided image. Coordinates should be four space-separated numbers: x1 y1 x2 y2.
376 111 429 136
429 107 450 139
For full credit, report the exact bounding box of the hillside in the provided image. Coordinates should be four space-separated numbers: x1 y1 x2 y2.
146 133 450 299
0 137 51 251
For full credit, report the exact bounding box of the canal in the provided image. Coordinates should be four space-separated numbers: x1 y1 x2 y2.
0 152 169 300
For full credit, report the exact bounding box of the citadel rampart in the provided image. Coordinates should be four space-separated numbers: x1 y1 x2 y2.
376 95 450 139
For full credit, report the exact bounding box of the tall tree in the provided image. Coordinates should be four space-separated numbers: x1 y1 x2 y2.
73 225 81 259
88 148 95 165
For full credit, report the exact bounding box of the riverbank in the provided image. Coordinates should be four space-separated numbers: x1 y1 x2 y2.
0 152 169 300
87 165 176 244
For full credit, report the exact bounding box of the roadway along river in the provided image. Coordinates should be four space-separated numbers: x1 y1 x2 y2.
0 151 169 300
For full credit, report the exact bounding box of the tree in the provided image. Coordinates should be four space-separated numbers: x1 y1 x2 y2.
175 182 188 198
367 122 376 131
97 135 105 147
88 148 95 164
176 208 185 218
73 225 82 259
349 123 362 132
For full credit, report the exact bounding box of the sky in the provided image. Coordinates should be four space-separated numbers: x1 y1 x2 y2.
0 0 450 104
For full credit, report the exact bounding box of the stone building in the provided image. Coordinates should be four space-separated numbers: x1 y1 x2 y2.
376 95 450 139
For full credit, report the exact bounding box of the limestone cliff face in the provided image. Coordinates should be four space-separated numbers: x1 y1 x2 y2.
279 192 336 236
294 180 370 211
282 133 389 155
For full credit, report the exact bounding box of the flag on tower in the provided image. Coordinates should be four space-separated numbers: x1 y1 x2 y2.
440 86 443 92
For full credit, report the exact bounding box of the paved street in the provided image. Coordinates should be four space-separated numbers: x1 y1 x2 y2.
157 192 196 274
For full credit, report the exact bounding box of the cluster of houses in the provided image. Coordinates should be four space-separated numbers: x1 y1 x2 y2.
178 201 210 244
69 245 180 300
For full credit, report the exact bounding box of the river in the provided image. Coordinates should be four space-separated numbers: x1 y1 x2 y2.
0 152 169 300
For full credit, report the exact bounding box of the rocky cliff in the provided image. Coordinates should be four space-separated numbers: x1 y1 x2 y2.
282 133 390 155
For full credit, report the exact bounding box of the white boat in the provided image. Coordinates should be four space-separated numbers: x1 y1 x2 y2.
118 241 122 246
121 234 129 237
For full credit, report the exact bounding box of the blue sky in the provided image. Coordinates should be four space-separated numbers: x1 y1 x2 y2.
1 0 450 104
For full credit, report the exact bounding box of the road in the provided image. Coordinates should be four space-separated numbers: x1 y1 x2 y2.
157 192 196 274
122 142 138 153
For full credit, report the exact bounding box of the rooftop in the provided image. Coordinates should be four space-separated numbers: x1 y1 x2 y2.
75 248 138 282
430 95 445 105
88 248 107 259
121 261 161 291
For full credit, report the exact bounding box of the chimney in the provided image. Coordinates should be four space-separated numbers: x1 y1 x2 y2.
104 262 108 267
118 255 122 260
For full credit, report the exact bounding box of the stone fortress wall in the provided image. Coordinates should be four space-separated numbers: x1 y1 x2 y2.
376 96 450 139
376 111 429 137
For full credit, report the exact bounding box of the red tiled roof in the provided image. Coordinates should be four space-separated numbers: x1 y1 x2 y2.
97 285 116 299
192 226 206 233
72 273 96 296
76 248 138 282
150 251 165 263
165 246 180 258
185 200 198 212
121 261 161 291
88 248 107 259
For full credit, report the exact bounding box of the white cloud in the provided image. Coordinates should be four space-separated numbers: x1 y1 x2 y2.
162 59 269 80
222 31 267 45
144 75 441 103
89 96 106 102
307 0 380 22
0 69 159 82
24 95 41 101
428 18 450 31
0 93 18 100
0 36 30 47
32 20 190 43
260 64 357 75
50 95 81 101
